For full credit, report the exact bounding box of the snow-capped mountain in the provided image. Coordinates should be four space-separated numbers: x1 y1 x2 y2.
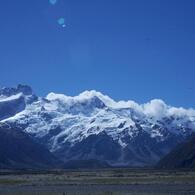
0 84 37 120
0 84 195 167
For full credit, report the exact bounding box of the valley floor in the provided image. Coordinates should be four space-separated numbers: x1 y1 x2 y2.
0 169 195 195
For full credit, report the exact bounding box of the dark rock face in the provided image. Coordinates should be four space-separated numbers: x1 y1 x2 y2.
0 126 60 169
0 84 33 96
0 95 26 121
17 84 33 95
88 96 106 109
0 87 16 96
156 134 195 169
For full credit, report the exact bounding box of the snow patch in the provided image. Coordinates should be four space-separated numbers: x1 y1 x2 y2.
0 93 23 102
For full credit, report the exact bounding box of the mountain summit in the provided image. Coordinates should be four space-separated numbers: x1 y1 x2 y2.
0 84 33 96
0 85 195 167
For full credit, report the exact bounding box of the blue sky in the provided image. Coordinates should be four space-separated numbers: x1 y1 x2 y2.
0 0 195 108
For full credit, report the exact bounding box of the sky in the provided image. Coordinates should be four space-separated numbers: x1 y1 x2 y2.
0 0 195 108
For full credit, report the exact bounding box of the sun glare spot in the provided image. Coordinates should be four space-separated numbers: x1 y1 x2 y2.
49 0 57 5
57 17 66 28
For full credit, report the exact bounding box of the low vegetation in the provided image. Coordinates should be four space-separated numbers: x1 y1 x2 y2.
0 169 195 194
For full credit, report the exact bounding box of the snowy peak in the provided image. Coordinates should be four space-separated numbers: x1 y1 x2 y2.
46 90 139 111
46 90 108 108
46 90 195 120
45 91 106 115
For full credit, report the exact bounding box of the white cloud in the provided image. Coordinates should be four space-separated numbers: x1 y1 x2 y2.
142 99 167 119
168 107 195 118
46 91 195 120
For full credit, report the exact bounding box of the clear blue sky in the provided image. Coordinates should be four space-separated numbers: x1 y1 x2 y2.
0 0 195 108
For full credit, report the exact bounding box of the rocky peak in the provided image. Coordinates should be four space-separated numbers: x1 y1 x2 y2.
0 84 33 97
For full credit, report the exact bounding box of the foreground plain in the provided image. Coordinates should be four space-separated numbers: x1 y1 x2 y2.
0 169 195 195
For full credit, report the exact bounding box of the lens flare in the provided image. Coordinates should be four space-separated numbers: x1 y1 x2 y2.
49 0 57 5
57 17 66 27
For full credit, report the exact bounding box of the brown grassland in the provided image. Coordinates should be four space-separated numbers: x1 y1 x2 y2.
0 169 195 195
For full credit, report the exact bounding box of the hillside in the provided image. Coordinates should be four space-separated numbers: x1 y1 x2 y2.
157 134 195 169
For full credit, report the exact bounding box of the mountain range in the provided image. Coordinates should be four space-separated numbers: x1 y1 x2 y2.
0 84 195 168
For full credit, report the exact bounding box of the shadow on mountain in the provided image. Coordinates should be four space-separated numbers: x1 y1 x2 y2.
0 125 60 169
156 134 195 169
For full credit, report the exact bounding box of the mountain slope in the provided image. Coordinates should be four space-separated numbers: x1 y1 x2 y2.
0 84 37 120
0 85 195 167
0 124 59 169
156 134 195 169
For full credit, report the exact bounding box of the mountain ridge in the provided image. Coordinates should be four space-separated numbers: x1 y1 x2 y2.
0 84 195 167
157 133 195 169
0 124 60 169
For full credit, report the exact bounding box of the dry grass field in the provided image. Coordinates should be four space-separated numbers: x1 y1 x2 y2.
0 169 195 195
